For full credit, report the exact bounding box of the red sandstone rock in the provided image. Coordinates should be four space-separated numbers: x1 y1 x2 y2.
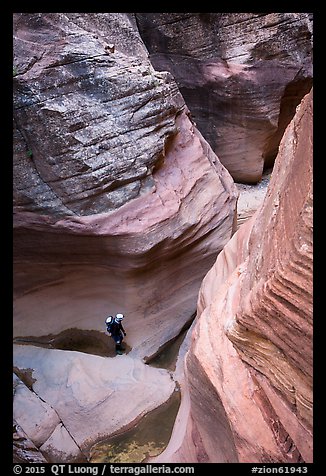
13 14 238 463
13 110 238 359
136 13 313 183
154 90 313 463
13 14 238 360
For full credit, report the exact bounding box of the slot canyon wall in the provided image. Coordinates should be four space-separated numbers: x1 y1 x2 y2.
13 13 238 462
153 89 313 463
13 12 313 464
136 12 313 182
13 13 238 359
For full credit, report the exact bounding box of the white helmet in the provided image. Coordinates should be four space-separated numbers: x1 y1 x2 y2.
115 313 124 322
106 316 113 324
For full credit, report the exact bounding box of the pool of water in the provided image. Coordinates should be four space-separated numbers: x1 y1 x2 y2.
14 321 190 463
89 389 180 463
146 325 190 371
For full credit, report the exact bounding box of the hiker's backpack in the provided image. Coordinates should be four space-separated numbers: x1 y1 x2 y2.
105 316 114 333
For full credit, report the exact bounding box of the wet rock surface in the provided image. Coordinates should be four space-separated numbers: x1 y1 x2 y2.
13 328 125 358
89 390 181 463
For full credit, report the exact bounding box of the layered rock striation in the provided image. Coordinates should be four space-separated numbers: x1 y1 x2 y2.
14 13 313 464
153 90 313 463
13 14 238 363
13 13 183 217
13 13 238 462
136 12 313 182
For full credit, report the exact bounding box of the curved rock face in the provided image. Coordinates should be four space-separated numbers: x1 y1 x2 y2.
136 13 313 183
13 13 183 216
154 90 312 463
13 13 238 360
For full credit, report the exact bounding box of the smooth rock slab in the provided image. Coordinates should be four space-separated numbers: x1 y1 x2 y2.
13 345 175 459
39 424 83 463
13 373 61 448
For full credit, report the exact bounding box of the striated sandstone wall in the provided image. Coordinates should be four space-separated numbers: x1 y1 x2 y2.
14 13 313 464
13 13 238 359
13 13 182 217
153 90 312 463
136 13 313 183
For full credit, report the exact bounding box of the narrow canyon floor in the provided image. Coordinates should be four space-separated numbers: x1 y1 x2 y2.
236 168 272 228
13 176 270 463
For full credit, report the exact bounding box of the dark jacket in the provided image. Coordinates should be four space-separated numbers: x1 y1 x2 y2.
107 320 125 337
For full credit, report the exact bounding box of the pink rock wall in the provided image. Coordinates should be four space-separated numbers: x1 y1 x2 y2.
136 13 313 183
13 13 238 359
154 90 312 463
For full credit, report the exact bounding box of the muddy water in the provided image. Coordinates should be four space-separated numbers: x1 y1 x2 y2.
89 389 180 463
146 328 188 371
14 323 188 463
13 328 130 358
89 326 187 463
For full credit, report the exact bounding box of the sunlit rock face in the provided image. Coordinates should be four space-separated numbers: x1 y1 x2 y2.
13 13 238 359
153 90 312 463
136 12 313 183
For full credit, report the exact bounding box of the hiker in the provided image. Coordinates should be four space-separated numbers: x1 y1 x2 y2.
105 313 127 355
